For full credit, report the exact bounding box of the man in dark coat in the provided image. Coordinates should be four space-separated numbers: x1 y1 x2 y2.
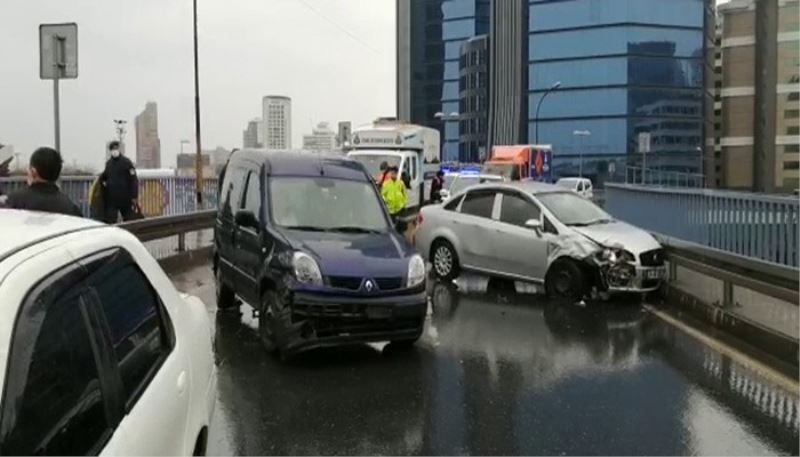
101 140 139 222
2 147 81 217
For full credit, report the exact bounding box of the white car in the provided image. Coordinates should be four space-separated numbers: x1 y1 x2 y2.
0 210 216 456
556 177 594 199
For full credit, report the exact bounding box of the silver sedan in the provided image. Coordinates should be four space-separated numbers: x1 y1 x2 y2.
415 181 667 300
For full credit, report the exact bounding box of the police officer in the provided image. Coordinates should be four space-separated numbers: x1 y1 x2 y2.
101 141 139 222
2 147 82 216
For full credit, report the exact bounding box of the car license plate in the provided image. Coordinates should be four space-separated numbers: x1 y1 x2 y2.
366 306 392 320
645 269 665 280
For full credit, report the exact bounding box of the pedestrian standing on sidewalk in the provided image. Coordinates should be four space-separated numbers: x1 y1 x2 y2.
1 147 81 217
101 141 139 222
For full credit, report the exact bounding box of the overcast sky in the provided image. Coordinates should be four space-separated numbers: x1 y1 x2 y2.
0 0 395 170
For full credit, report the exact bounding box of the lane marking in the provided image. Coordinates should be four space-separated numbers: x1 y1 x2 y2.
644 304 799 394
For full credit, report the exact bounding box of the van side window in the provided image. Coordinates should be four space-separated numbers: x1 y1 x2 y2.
1 266 113 455
243 170 262 222
220 167 248 216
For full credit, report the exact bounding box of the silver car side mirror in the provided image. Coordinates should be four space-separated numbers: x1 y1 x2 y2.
524 218 543 237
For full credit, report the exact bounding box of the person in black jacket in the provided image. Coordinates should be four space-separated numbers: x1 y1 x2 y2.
101 141 139 222
2 147 82 217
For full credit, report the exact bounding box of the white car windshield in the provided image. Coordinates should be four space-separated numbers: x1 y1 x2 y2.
349 154 401 179
537 192 612 227
270 177 388 232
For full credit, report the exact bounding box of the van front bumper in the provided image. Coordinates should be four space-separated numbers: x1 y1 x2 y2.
280 290 428 353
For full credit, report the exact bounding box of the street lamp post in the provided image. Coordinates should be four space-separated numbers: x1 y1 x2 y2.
573 130 591 178
533 81 561 145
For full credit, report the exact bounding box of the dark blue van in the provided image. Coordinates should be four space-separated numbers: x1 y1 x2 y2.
213 150 427 358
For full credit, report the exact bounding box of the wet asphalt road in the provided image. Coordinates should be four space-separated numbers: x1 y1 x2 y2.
171 266 800 456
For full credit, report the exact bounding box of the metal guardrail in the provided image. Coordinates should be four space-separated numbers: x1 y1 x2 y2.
625 166 706 188
606 183 800 268
658 234 799 307
119 209 216 244
0 176 219 218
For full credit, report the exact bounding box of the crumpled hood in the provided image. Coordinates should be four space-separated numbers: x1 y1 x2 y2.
569 220 661 254
281 229 414 277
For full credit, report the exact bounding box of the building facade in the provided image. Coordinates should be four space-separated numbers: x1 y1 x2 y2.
718 0 799 192
242 118 263 149
262 96 292 150
528 0 713 183
135 101 161 169
302 122 337 152
487 0 529 149
176 152 212 178
459 35 488 162
397 0 490 162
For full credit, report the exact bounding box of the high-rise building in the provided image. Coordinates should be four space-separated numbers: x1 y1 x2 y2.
397 0 490 162
459 35 489 162
302 122 337 152
527 0 713 183
718 0 799 192
262 96 292 150
487 0 529 149
135 101 161 169
242 118 263 149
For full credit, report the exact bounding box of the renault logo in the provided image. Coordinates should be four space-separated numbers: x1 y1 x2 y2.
364 280 376 292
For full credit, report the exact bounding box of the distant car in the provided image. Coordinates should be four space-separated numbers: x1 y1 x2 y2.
0 210 216 456
415 181 666 300
556 177 594 199
213 150 427 358
439 173 505 201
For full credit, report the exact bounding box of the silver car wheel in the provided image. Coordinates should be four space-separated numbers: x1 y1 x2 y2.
434 246 453 277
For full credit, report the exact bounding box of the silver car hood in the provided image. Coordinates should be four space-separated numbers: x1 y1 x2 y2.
569 221 660 255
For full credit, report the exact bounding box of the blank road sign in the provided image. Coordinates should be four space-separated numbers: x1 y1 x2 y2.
638 132 651 154
40 23 78 79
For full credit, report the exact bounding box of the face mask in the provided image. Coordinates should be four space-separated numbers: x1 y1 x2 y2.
110 149 120 158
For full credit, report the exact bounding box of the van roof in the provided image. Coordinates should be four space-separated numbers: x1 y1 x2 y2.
230 149 370 181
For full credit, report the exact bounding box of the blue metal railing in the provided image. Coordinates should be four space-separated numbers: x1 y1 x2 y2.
0 176 219 217
625 166 706 188
606 183 800 268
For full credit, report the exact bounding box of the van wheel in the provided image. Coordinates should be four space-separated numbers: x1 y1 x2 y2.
546 260 587 302
259 291 278 354
431 240 460 280
215 266 237 310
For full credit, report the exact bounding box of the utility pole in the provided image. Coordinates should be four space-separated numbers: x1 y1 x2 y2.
193 0 203 205
113 119 127 144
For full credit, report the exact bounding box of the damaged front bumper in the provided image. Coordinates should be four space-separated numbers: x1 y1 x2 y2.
279 289 428 354
601 262 666 293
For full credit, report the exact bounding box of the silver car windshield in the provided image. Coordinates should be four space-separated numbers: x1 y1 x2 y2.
536 192 612 227
270 177 388 232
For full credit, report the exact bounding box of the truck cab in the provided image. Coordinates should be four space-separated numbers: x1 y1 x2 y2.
347 121 441 210
482 145 553 183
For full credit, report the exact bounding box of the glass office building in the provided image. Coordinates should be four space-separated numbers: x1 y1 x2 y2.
528 0 714 182
397 0 489 162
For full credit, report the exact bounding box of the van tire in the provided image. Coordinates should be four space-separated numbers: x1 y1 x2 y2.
215 265 238 310
431 239 460 280
545 259 587 302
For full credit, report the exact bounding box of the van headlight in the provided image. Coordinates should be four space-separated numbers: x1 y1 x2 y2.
407 254 426 288
293 252 323 286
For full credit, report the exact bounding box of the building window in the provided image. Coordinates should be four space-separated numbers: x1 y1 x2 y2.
785 109 800 119
784 161 800 170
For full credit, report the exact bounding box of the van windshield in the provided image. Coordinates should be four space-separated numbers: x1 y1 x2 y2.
270 177 389 232
349 154 402 179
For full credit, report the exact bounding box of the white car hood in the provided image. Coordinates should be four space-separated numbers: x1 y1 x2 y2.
570 221 660 255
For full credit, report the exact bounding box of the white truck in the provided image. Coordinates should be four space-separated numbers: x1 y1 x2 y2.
347 120 441 210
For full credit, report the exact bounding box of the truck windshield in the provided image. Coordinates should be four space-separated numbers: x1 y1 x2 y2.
482 163 520 180
536 192 611 227
349 154 402 179
270 177 389 232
